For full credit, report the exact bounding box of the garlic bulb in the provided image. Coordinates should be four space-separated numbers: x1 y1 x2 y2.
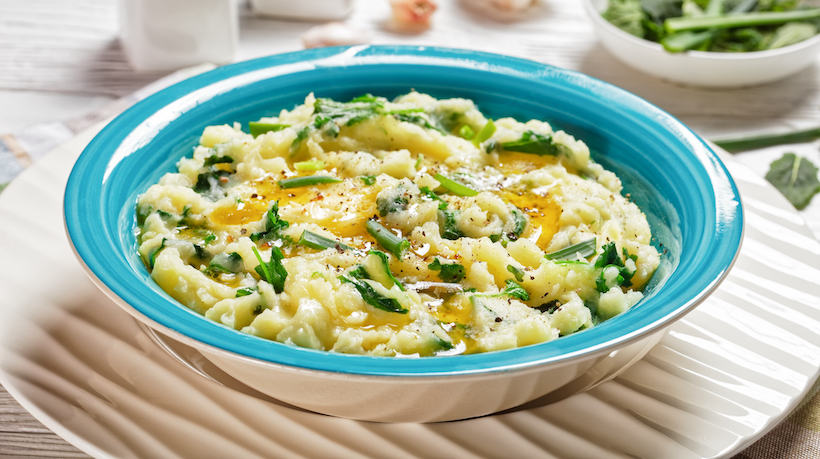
389 0 438 31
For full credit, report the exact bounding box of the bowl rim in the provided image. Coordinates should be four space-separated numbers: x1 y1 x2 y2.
64 45 744 377
581 0 820 60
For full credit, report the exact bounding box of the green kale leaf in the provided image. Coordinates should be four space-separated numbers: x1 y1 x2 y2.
765 152 820 209
429 258 466 283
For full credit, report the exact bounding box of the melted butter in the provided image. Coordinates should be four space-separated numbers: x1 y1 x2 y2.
353 308 413 331
209 175 378 244
495 151 560 173
500 191 561 249
433 294 480 355
210 199 269 226
294 187 376 239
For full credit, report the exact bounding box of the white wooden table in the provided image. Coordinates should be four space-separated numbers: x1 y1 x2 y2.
2 0 819 457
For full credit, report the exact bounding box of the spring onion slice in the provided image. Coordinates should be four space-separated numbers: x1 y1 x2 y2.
294 159 326 171
434 173 478 197
248 122 289 137
545 238 597 261
365 220 410 258
298 230 352 251
712 126 820 153
472 119 496 147
665 9 820 34
278 175 343 189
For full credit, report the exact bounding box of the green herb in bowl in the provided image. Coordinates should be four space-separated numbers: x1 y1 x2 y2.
603 0 820 53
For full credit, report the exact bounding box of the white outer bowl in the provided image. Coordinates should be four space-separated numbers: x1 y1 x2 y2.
583 0 820 87
64 46 744 423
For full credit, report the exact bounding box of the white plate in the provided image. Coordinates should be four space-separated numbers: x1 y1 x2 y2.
2 124 820 458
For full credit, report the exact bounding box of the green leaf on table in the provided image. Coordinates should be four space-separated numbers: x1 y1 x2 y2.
765 153 820 210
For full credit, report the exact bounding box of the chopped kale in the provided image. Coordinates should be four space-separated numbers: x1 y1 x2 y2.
203 155 234 167
501 131 562 156
193 168 232 199
148 238 166 269
535 299 561 314
393 112 444 133
498 279 530 301
505 209 527 241
594 241 621 268
473 279 531 301
204 252 244 277
290 126 311 154
236 286 258 297
339 276 408 314
349 265 370 280
428 258 466 283
420 186 448 210
314 95 385 126
368 250 405 291
250 201 289 243
192 244 210 261
202 232 217 245
594 242 638 292
438 209 464 240
376 189 409 216
252 246 288 293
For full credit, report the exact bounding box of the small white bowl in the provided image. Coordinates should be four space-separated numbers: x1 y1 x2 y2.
582 0 820 87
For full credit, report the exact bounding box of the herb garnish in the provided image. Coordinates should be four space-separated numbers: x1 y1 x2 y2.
438 209 464 240
252 246 288 293
420 186 448 209
236 286 258 297
250 201 289 243
501 131 561 156
249 122 289 137
594 242 637 292
339 276 408 314
203 155 234 167
545 238 597 261
278 175 343 189
203 252 244 277
429 258 466 283
506 264 525 282
473 279 530 301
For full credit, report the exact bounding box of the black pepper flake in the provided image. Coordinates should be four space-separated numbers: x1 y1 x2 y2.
495 317 502 323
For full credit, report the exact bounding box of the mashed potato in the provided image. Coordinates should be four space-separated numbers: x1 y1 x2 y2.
136 92 660 356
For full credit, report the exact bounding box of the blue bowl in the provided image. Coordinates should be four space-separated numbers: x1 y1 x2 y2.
64 45 743 378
